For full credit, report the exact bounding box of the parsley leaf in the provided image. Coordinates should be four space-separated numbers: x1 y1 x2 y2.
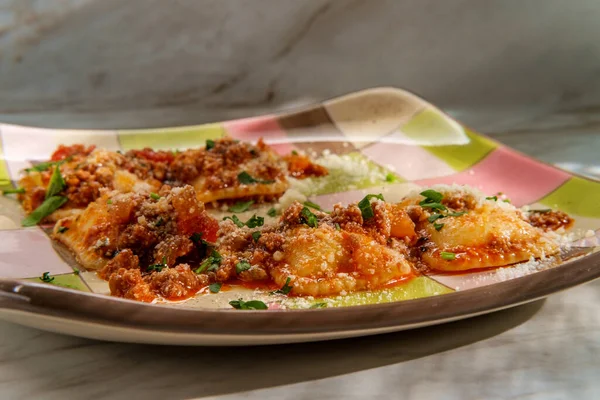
420 189 444 203
223 215 245 227
236 260 251 274
228 200 254 213
486 196 498 201
420 202 447 211
291 150 298 155
209 282 221 293
2 187 25 195
310 302 327 309
22 196 68 227
147 256 168 272
251 231 261 242
303 200 321 211
300 206 318 228
195 250 222 274
245 215 264 228
334 223 341 231
270 277 293 295
57 226 69 233
440 251 456 261
229 299 269 310
237 171 275 185
40 272 54 283
25 159 67 173
73 267 80 275
267 207 277 217
206 139 216 150
433 222 445 231
46 166 66 199
427 213 444 223
358 193 385 220
150 193 161 200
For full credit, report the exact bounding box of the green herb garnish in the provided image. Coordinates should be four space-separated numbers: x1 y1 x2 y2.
46 166 66 199
486 196 498 201
25 159 67 173
358 193 385 220
245 215 264 228
209 282 221 293
267 207 277 217
303 200 321 211
73 267 80 275
270 277 293 295
251 231 261 242
150 193 161 200
147 256 168 272
310 302 327 309
107 199 113 205
22 196 68 227
195 250 222 274
206 139 216 150
334 223 341 231
155 217 165 227
447 211 467 217
229 299 268 310
223 215 245 228
40 272 54 283
385 173 397 183
433 222 445 231
440 251 456 261
427 213 444 223
57 226 69 233
300 206 318 228
237 171 275 185
291 150 298 155
2 187 25 195
236 260 251 274
228 200 254 213
420 189 443 203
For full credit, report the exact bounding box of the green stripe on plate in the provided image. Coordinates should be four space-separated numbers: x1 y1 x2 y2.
538 176 600 218
286 276 453 308
25 272 90 292
402 109 497 171
0 138 13 189
118 123 225 150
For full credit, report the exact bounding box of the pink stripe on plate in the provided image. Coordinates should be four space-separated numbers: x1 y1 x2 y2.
0 229 72 278
415 147 571 206
224 115 294 155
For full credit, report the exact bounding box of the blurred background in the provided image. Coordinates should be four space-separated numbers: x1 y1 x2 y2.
0 0 598 174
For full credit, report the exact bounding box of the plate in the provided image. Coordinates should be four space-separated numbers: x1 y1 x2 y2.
0 87 599 345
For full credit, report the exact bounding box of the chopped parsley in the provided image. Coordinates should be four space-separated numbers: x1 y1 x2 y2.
335 223 341 231
245 215 264 228
433 222 445 231
419 190 446 211
358 193 385 220
73 267 80 275
107 199 113 205
25 159 68 173
440 251 456 261
427 213 444 223
270 277 293 295
486 196 498 201
195 250 222 274
150 193 161 200
229 299 268 310
223 214 264 228
251 231 261 242
228 200 254 213
57 226 69 233
40 272 54 283
22 196 68 227
2 187 25 195
236 260 251 274
155 217 165 227
447 211 467 217
291 150 298 155
237 171 275 185
147 256 168 272
267 207 277 217
503 199 511 203
206 139 216 150
223 215 245 227
303 200 322 211
310 302 327 309
209 282 222 293
300 206 318 228
46 166 66 199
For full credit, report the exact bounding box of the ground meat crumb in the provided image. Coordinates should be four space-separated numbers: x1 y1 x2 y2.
108 268 156 303
528 210 574 231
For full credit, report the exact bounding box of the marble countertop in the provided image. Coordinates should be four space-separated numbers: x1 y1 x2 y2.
0 118 598 400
